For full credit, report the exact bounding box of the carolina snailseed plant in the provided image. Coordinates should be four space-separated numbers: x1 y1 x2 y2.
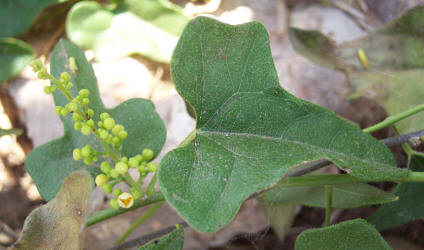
15 10 424 250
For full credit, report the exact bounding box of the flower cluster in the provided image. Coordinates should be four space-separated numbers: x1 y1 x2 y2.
31 58 158 210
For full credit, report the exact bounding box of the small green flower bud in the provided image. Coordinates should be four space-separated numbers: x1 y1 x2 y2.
86 119 95 128
138 165 146 173
81 125 91 135
83 157 92 165
95 174 108 186
43 86 53 94
79 89 90 98
81 145 92 157
66 82 73 89
109 198 119 210
130 188 141 199
112 125 124 135
101 161 111 173
60 72 71 82
147 162 158 172
100 112 110 120
87 109 94 117
113 188 122 197
30 59 43 72
82 98 90 106
104 118 115 130
110 169 119 178
118 192 134 208
92 156 98 162
135 154 143 162
112 137 120 145
37 68 49 80
98 121 103 128
115 162 128 174
128 157 139 168
60 108 69 116
68 102 78 112
73 113 82 121
54 106 62 116
121 157 128 163
102 183 113 194
142 149 154 161
99 129 108 140
74 122 82 130
73 148 82 161
118 130 128 140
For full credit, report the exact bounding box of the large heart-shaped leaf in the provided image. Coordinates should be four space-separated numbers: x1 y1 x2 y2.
0 0 61 37
25 40 166 201
262 177 397 209
138 224 184 250
0 38 34 83
10 171 93 250
158 16 407 233
289 5 424 134
295 219 391 250
368 152 424 230
66 0 188 63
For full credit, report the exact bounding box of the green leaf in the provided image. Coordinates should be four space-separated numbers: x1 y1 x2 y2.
295 219 391 250
0 128 22 137
158 16 407 233
289 5 424 134
368 152 424 230
9 171 93 250
138 224 184 250
262 177 397 209
66 0 188 63
259 200 296 241
0 0 59 37
0 38 34 83
25 40 166 201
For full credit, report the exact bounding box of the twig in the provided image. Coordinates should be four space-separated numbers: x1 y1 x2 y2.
381 129 424 147
108 222 189 250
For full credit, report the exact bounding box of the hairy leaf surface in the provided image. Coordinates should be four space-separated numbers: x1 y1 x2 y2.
368 152 424 230
295 219 391 250
290 5 424 134
10 171 93 250
158 16 407 232
66 0 188 62
25 40 166 200
0 38 34 83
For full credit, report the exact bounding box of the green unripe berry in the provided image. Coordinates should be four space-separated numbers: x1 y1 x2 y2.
101 161 111 173
87 109 94 118
54 106 62 116
73 113 83 121
130 188 141 199
112 125 124 135
100 112 110 120
110 198 119 210
113 188 122 196
118 131 128 140
121 157 128 163
110 169 119 178
68 102 78 112
104 118 115 130
81 125 91 135
142 149 154 161
128 157 139 168
79 89 90 98
115 162 128 174
147 162 158 172
74 122 82 130
102 183 113 194
60 72 71 82
83 157 92 165
81 145 92 157
73 148 82 161
95 174 108 186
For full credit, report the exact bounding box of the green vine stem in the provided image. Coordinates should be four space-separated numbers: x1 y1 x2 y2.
324 186 333 227
116 201 164 245
363 103 424 133
86 192 164 226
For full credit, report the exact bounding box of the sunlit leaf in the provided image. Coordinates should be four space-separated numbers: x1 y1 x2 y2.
158 16 406 233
